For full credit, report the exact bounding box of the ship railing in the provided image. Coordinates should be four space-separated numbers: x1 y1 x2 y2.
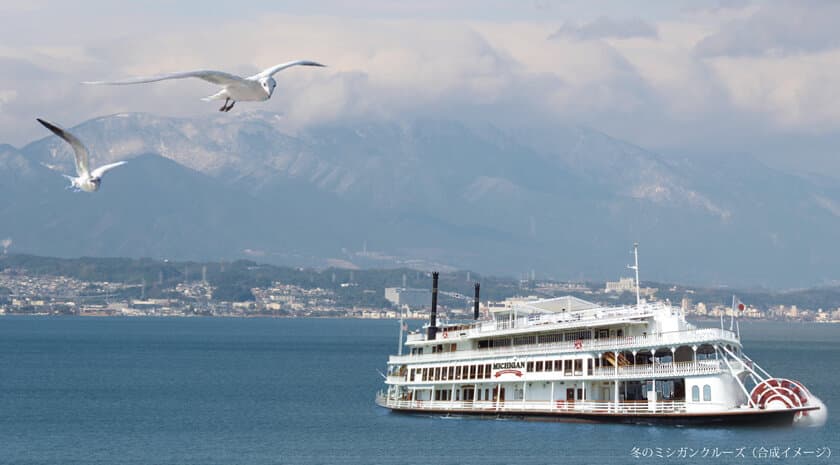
475 302 672 334
390 327 739 364
591 360 723 378
379 398 688 414
384 360 726 384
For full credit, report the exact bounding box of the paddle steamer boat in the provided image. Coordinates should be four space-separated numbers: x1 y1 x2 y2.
376 245 825 426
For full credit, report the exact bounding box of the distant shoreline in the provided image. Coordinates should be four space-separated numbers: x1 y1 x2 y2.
1 313 837 324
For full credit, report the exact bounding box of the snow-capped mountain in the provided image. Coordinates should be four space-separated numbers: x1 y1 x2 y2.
5 112 840 287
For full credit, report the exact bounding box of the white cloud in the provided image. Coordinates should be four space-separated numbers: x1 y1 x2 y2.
0 90 17 107
0 3 839 166
549 17 658 41
694 0 840 57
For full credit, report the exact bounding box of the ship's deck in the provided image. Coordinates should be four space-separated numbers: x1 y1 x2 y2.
391 327 739 365
406 302 671 345
375 395 818 427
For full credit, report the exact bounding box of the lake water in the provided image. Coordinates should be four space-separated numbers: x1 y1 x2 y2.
0 317 836 464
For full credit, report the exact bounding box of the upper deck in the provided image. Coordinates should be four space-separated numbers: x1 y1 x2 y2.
391 327 740 365
407 301 667 346
394 299 742 368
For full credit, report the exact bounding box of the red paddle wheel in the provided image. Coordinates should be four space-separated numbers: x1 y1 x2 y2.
749 378 810 413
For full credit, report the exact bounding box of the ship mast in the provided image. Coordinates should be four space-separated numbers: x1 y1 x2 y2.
397 306 405 356
628 242 641 306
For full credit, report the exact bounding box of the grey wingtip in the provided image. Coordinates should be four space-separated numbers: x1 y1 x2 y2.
36 118 61 134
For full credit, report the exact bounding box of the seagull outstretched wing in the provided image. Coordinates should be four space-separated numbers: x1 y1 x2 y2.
90 161 127 179
84 70 245 86
36 118 90 177
252 60 326 79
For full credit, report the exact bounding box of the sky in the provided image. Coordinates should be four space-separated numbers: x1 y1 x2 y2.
1 0 839 175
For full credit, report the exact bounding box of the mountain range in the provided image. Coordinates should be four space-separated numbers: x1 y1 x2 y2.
2 111 839 288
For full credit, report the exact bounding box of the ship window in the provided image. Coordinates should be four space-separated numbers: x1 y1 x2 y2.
470 365 476 380
587 359 593 375
536 361 543 372
477 389 481 400
410 369 415 382
455 366 461 380
554 360 562 371
542 332 566 344
564 360 572 375
565 330 592 340
544 360 552 372
703 384 711 402
485 364 491 379
617 329 623 337
485 389 490 401
514 335 537 346
692 386 699 402
490 338 512 348
435 367 441 380
527 361 534 372
574 359 582 375
449 366 454 379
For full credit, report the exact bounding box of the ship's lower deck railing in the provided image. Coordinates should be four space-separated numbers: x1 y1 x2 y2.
376 397 691 415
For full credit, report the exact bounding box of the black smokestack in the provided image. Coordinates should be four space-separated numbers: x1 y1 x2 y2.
428 271 439 340
474 282 480 320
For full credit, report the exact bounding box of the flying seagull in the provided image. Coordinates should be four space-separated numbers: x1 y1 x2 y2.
84 60 326 112
36 119 127 192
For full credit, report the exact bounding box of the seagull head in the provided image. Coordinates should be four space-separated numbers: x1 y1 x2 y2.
260 77 277 98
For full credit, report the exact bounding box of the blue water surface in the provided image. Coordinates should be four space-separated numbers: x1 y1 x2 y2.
0 317 836 465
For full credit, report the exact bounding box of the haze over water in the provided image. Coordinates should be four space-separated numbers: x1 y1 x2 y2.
0 317 836 464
